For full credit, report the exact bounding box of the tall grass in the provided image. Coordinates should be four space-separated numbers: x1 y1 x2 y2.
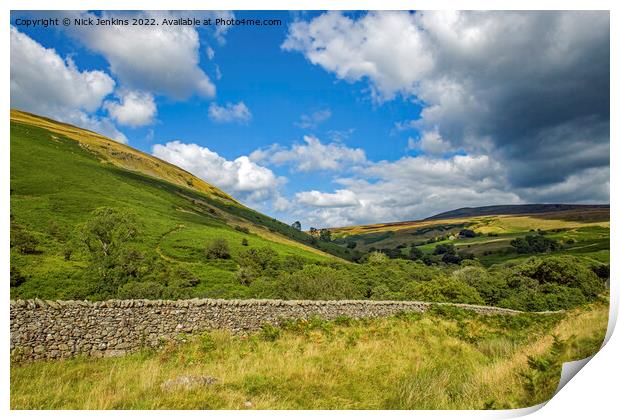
11 299 608 410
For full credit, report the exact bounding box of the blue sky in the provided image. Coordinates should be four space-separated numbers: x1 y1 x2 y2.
10 11 610 228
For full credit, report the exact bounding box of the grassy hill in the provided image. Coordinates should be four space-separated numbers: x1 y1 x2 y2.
329 207 609 267
10 110 356 300
425 204 609 220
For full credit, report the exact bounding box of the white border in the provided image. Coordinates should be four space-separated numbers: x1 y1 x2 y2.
2 1 617 419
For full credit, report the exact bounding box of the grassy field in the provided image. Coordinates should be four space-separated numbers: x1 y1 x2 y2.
331 212 609 267
10 299 609 410
10 111 359 300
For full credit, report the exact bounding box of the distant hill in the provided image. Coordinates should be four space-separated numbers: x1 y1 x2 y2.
425 204 610 221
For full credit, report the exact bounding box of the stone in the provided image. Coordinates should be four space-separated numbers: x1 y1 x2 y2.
161 375 219 390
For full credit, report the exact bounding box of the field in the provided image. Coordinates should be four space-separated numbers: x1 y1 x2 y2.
10 299 609 409
331 211 609 267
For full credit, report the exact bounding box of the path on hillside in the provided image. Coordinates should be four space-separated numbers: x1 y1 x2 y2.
155 224 186 262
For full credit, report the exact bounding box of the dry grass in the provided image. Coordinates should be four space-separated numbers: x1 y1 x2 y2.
11 109 237 204
11 300 608 410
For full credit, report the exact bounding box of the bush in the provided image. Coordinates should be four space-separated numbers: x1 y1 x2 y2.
459 229 477 238
275 265 361 300
510 235 560 254
433 243 455 255
406 275 484 305
409 247 424 260
11 228 38 254
118 281 165 299
515 256 604 298
205 238 231 259
452 266 509 305
10 266 27 288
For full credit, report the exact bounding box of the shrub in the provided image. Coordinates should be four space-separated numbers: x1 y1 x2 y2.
10 266 27 288
11 228 38 254
433 244 455 255
409 247 424 260
406 275 484 304
118 281 165 299
205 238 231 259
515 256 604 298
275 265 361 300
241 238 249 246
452 266 509 305
510 235 560 254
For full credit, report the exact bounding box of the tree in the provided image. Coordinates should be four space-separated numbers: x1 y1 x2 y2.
433 243 455 255
79 207 139 259
319 229 332 242
291 221 302 231
459 229 476 238
205 238 231 259
77 207 145 297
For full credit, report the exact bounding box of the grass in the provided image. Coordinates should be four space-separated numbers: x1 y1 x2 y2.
10 299 609 410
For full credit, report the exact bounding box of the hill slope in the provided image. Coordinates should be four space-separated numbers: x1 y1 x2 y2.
329 205 609 267
10 110 355 300
426 204 610 220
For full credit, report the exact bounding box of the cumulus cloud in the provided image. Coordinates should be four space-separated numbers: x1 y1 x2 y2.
68 11 223 99
208 102 252 124
104 90 156 127
10 27 127 143
283 11 610 197
250 135 366 172
295 108 332 129
292 153 521 227
407 129 454 155
152 141 282 202
296 189 360 208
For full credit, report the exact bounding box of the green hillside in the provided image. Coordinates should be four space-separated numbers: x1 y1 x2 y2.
329 209 609 267
10 110 356 300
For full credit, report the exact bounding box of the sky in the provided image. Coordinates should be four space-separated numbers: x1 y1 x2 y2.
10 10 610 228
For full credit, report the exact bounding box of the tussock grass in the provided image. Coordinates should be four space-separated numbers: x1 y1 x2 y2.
11 300 608 410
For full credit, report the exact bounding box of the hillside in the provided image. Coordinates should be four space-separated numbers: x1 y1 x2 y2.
329 206 609 267
10 110 356 300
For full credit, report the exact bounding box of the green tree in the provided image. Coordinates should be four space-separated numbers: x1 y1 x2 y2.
79 207 139 259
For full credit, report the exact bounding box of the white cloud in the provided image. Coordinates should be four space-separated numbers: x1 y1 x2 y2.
283 11 610 196
296 109 332 129
296 189 360 208
104 90 156 127
152 141 282 202
10 27 127 143
407 129 454 155
10 27 114 115
280 152 522 228
208 101 252 124
250 135 366 172
69 11 220 99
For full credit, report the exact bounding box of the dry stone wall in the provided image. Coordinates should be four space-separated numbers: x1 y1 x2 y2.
11 298 524 361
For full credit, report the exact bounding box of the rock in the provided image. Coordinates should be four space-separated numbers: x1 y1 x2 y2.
161 375 219 390
243 401 253 408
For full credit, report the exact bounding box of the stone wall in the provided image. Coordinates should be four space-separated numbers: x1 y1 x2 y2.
10 298 526 361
